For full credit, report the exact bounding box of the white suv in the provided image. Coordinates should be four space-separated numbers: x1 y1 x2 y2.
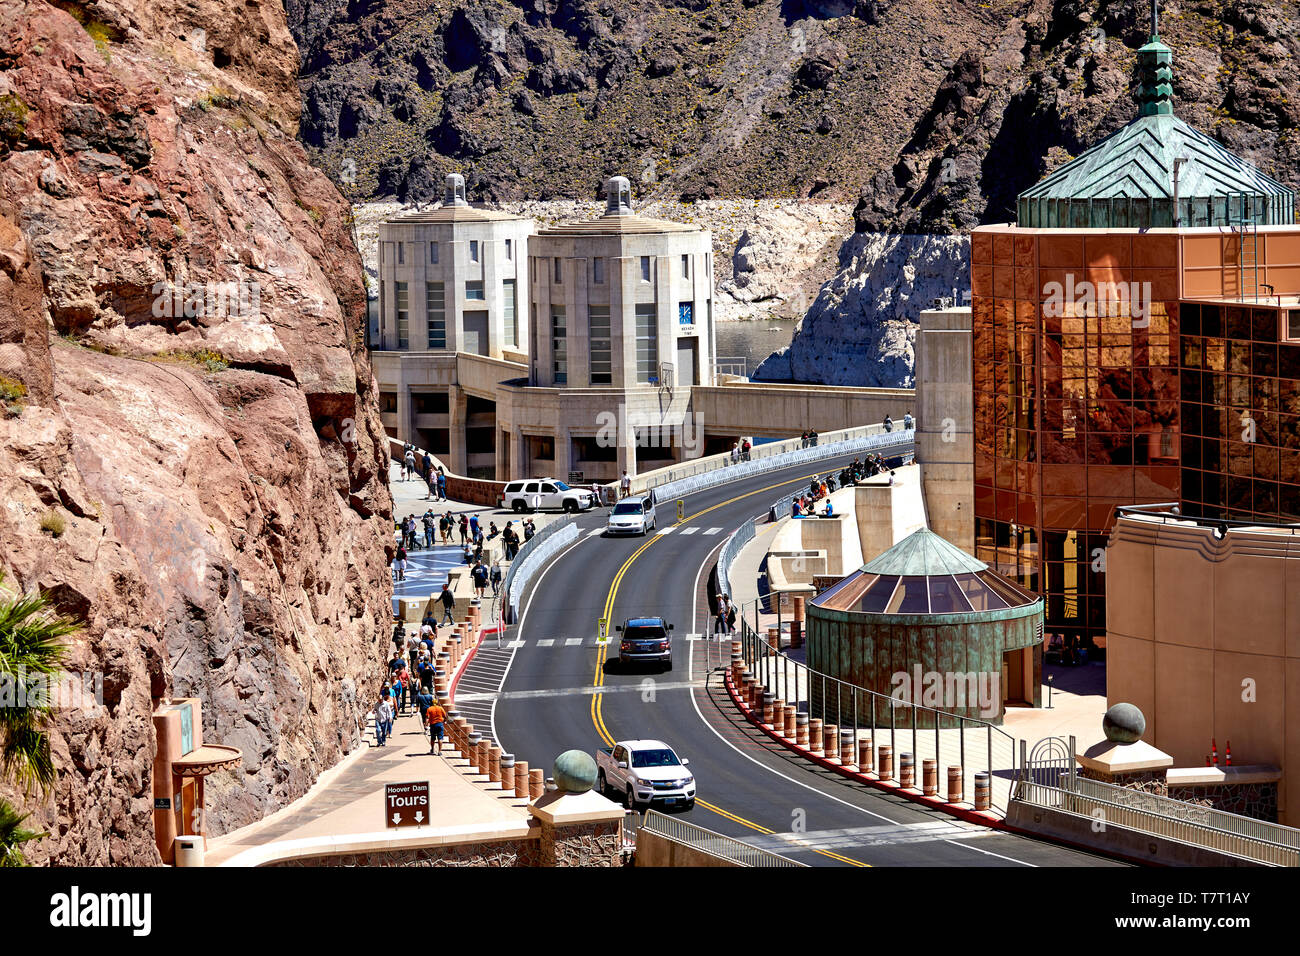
500 479 595 513
606 496 655 535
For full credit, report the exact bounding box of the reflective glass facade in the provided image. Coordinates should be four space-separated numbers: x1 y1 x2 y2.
1179 304 1300 521
972 230 1181 649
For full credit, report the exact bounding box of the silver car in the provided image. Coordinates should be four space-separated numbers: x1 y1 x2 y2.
606 496 656 535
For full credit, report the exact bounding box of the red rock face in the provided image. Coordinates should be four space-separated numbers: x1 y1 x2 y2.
0 0 393 864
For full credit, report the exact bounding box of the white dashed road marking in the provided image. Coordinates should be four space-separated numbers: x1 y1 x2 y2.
702 527 722 535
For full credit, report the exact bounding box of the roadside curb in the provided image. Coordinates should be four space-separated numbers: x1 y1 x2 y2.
722 669 1008 831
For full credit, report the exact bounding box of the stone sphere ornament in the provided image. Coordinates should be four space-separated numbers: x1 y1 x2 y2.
1102 703 1146 743
553 750 598 793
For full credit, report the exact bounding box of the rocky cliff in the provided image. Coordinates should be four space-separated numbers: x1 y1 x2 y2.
0 0 392 864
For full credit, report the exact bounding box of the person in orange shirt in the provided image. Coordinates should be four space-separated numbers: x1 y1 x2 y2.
426 699 449 755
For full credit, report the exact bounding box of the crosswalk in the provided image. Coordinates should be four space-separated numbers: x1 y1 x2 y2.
486 634 730 649
584 525 727 538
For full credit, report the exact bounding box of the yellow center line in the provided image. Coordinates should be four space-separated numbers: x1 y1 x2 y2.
589 468 871 868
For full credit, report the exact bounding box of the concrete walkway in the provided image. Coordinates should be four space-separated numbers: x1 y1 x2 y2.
206 707 531 866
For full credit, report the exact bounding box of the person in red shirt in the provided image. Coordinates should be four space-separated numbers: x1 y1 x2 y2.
425 699 448 755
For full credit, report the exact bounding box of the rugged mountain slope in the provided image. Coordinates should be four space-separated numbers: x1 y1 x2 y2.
294 0 1299 222
0 0 392 864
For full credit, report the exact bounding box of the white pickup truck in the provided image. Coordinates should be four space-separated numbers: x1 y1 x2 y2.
595 739 696 811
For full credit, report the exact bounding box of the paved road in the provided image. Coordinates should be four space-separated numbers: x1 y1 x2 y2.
490 453 1124 866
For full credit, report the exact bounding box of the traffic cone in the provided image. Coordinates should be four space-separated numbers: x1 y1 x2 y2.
1225 740 1231 766
1211 738 1218 765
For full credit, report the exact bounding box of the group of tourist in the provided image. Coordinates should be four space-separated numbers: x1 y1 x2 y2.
398 442 449 501
799 430 819 448
713 592 738 634
729 439 752 464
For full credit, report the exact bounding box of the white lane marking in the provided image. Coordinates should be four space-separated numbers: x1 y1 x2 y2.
587 528 605 537
679 527 699 535
536 639 554 647
703 527 722 535
655 527 675 535
941 838 1036 867
564 638 583 647
492 534 590 745
508 640 525 649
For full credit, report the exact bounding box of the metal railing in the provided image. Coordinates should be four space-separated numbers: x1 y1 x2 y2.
731 600 1017 810
497 517 578 624
1013 774 1299 866
715 517 756 606
714 357 749 377
636 810 807 867
1068 774 1299 857
649 426 916 504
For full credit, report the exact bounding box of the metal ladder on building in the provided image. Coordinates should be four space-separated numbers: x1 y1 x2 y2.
1233 196 1260 302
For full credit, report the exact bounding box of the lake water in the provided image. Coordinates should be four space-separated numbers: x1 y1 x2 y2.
714 317 798 377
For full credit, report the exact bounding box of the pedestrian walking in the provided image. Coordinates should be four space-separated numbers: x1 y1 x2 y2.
393 544 407 582
469 513 480 540
374 693 393 747
883 415 893 433
458 514 469 545
423 511 435 549
471 559 488 604
490 560 503 598
437 468 447 501
730 443 739 465
404 447 416 480
426 699 448 755
439 580 456 627
415 684 434 731
620 470 631 500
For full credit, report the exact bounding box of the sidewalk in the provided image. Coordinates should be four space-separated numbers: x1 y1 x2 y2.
206 707 531 866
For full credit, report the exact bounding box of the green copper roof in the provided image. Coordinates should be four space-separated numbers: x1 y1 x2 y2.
860 528 987 576
1017 28 1295 228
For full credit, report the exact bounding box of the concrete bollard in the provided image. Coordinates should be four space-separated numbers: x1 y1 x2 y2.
748 678 763 709
858 736 873 774
766 627 779 651
476 737 491 775
489 745 502 784
529 768 544 801
840 729 856 768
792 595 805 624
795 712 810 748
789 620 803 649
731 654 744 684
809 718 824 755
761 692 775 726
782 704 796 739
899 753 914 788
466 733 482 772
878 744 893 781
823 724 838 762
974 771 991 811
947 766 963 803
514 761 529 799
731 639 742 659
922 758 938 796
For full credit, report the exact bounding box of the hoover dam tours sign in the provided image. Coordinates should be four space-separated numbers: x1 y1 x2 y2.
385 781 430 828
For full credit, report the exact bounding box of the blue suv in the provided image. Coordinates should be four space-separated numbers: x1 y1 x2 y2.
616 617 674 671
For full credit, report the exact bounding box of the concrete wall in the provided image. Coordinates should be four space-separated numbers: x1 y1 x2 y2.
914 307 973 554
854 465 927 564
634 830 742 867
1004 801 1269 867
1106 513 1300 826
693 383 912 441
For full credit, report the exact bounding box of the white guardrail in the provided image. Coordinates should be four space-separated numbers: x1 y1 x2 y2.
503 520 579 624
650 428 916 503
715 517 756 606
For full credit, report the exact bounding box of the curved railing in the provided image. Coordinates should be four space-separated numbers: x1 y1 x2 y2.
732 602 1018 811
